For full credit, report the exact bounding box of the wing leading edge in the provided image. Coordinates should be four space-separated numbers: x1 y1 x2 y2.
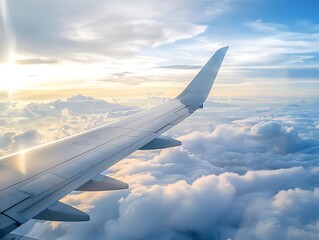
0 47 228 239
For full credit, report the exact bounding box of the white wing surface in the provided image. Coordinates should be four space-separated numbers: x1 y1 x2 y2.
0 47 228 239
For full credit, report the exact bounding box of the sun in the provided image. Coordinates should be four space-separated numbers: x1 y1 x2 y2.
0 57 25 97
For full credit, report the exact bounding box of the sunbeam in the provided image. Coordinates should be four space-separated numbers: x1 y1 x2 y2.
0 0 16 56
0 0 23 97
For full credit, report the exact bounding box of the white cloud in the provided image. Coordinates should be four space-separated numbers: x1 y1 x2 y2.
5 0 212 61
0 95 139 156
296 20 319 31
245 19 286 33
9 96 319 240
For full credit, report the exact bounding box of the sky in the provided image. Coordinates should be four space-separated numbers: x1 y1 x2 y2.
0 0 318 100
0 0 319 240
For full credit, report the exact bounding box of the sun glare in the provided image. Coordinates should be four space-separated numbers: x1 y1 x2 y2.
0 0 25 98
0 57 25 97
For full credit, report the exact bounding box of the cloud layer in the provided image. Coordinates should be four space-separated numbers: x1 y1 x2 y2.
0 95 139 155
3 96 317 240
3 0 211 61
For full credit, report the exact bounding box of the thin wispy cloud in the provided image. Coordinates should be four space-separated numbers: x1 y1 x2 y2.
245 19 286 32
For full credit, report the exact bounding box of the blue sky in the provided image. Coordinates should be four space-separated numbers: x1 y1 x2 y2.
0 0 318 99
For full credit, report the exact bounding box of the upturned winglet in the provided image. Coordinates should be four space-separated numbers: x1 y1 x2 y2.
176 46 229 107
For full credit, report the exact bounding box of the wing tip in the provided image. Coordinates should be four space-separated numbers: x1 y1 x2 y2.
214 46 229 58
219 45 229 50
176 46 229 106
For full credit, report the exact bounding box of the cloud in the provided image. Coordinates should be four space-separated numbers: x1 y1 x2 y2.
6 94 139 119
235 187 319 240
296 20 319 31
273 188 319 222
2 0 319 98
5 90 319 240
104 175 236 240
13 129 42 147
6 0 211 61
181 120 313 157
16 57 59 65
0 95 139 156
20 166 318 240
157 65 201 70
0 132 13 148
8 96 318 240
245 19 286 32
0 129 42 154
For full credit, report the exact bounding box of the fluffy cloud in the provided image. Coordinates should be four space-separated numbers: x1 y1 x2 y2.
0 95 138 156
0 130 42 154
98 166 317 240
181 121 308 155
8 96 319 240
235 187 319 240
18 166 319 240
104 175 235 240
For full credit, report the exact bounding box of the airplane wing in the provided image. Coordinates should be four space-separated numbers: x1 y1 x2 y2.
0 46 228 239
